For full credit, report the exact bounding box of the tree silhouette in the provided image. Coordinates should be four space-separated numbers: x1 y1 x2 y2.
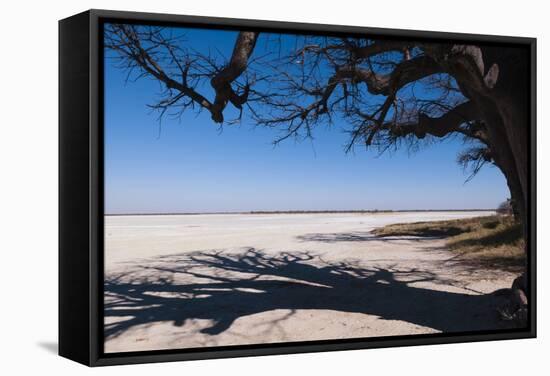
104 24 530 299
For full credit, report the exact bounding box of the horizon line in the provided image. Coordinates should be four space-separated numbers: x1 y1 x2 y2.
104 208 497 216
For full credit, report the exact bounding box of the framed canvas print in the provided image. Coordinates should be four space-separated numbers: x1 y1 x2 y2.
59 9 536 366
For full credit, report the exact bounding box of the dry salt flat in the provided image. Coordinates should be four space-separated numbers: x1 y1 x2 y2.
103 211 515 353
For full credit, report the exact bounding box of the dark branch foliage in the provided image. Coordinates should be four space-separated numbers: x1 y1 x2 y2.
104 25 497 171
104 24 262 124
457 144 493 182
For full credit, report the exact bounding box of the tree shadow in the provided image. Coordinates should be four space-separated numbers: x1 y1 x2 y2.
375 227 465 237
104 248 514 342
296 231 442 243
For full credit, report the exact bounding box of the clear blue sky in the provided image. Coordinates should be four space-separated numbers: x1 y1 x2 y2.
103 26 509 214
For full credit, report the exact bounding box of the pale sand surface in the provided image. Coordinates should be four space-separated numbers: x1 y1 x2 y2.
104 211 515 353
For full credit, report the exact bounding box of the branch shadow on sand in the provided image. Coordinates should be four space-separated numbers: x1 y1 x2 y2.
296 231 443 243
104 248 515 342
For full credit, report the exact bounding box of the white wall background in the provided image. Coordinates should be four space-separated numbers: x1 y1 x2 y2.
0 0 546 374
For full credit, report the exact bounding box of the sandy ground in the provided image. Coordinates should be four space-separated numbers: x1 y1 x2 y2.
104 211 516 353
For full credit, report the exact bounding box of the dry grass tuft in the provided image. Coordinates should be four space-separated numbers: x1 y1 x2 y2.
372 215 525 270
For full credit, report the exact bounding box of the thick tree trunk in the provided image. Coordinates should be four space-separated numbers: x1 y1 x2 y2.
477 47 529 319
424 45 529 238
479 97 527 232
439 45 530 320
482 46 529 237
438 44 529 236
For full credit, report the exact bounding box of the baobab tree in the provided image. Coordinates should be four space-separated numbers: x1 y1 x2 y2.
104 24 531 311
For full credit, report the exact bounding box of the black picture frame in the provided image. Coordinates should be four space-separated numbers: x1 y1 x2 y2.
59 9 537 367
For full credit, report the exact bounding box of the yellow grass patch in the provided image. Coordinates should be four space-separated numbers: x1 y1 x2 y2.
372 215 525 270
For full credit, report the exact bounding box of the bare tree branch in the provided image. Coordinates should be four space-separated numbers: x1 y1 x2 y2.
104 24 259 123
